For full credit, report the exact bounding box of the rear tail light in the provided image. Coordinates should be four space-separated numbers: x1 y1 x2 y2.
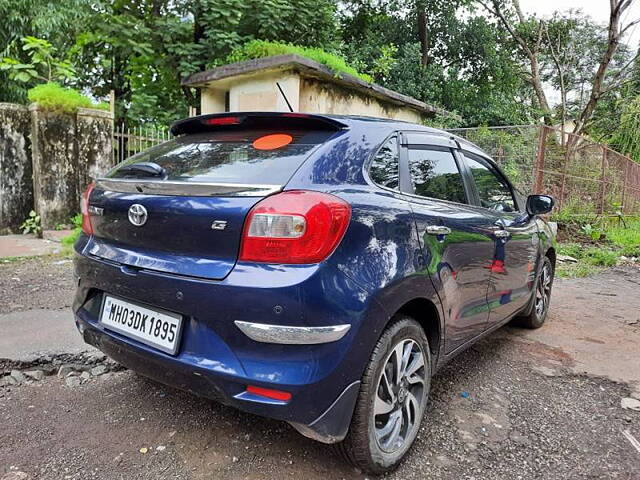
239 190 351 264
80 182 95 235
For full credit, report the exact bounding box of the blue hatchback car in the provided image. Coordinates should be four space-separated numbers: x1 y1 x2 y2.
73 112 555 474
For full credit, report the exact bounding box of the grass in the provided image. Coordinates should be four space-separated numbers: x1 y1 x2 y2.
60 213 82 254
554 217 640 278
606 218 640 256
556 261 600 279
28 82 109 114
227 40 373 83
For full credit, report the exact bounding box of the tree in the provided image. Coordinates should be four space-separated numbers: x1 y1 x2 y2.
572 0 639 136
0 36 76 84
339 0 533 125
478 0 640 136
0 0 92 102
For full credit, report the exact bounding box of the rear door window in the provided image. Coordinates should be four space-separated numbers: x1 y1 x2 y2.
108 130 334 185
407 148 467 204
369 136 399 190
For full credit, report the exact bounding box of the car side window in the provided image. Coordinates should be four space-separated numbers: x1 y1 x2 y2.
407 148 467 204
369 136 399 190
464 154 516 213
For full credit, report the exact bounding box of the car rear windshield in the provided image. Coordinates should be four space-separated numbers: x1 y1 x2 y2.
107 129 334 185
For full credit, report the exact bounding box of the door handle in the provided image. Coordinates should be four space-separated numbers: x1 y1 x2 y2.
494 229 511 239
426 225 452 235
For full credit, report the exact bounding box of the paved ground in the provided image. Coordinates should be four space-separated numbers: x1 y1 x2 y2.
0 231 72 259
1 257 640 479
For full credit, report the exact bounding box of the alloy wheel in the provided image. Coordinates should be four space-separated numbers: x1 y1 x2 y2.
373 339 427 454
535 261 552 318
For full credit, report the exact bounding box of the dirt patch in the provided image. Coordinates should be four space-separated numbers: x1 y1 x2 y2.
0 256 74 314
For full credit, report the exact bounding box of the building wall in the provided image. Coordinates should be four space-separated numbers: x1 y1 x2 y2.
299 78 424 123
200 72 300 114
198 72 426 124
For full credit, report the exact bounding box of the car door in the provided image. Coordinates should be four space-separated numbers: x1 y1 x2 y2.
399 133 496 354
461 152 539 325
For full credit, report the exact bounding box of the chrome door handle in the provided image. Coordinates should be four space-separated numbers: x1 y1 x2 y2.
426 225 452 235
494 229 511 238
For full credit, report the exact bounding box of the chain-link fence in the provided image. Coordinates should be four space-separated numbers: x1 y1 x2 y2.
448 125 640 216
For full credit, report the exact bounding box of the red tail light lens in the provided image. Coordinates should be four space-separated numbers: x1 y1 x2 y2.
203 116 241 126
80 182 95 235
239 190 351 264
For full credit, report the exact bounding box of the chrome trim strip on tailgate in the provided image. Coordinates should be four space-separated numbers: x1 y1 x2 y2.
95 178 282 197
234 321 351 344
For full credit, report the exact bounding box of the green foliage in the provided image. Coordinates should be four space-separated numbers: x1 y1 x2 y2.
580 223 603 241
605 96 640 163
27 82 107 114
581 247 619 266
0 36 75 84
20 210 42 237
606 218 640 256
61 214 82 249
228 40 372 83
0 0 92 103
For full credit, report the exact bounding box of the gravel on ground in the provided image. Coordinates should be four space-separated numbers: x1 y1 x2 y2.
1 258 639 479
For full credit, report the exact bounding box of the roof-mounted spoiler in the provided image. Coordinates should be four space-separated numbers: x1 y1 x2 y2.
170 112 349 136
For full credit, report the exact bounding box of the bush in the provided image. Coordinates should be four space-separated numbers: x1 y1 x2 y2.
27 82 108 114
227 40 373 83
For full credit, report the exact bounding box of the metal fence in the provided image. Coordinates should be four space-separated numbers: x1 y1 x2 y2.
448 125 640 216
113 125 172 165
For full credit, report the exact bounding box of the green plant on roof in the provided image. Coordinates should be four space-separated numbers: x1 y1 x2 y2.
227 40 373 83
27 82 109 114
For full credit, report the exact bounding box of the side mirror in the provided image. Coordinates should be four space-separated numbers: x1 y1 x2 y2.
526 195 554 216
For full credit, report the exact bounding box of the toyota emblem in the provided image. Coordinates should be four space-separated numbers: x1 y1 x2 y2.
128 204 148 227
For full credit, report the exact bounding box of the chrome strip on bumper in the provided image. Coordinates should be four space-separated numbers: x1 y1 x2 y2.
234 321 351 344
95 178 282 197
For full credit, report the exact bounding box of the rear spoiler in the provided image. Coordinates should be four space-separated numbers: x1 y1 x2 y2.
170 112 349 136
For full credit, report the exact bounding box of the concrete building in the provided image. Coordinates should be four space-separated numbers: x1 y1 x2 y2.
182 54 451 123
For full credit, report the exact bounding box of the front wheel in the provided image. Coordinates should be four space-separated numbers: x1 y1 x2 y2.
336 317 431 475
516 255 554 329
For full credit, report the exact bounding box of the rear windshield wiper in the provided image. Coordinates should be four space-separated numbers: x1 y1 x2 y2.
117 162 167 179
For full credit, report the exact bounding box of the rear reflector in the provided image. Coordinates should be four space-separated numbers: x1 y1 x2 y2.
246 385 292 402
239 190 351 264
80 182 95 235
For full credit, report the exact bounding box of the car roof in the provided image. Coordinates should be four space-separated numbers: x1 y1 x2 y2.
321 114 490 158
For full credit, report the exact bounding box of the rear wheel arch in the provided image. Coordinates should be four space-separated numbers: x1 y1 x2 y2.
393 298 441 362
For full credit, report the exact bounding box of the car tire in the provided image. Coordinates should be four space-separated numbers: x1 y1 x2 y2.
335 316 431 475
516 255 554 329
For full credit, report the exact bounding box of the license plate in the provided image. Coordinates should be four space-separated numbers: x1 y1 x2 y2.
99 295 183 355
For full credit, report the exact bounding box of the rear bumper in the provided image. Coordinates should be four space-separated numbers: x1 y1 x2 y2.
72 238 386 441
76 317 359 442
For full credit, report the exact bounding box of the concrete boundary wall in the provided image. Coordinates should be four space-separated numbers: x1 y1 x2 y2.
0 102 114 232
0 103 33 233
